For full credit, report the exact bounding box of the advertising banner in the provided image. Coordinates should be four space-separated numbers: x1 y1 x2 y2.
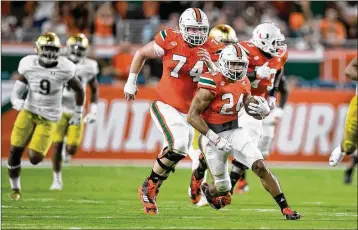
1 85 355 162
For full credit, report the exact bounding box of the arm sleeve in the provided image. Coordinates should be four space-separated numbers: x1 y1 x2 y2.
277 75 289 108
198 75 218 96
269 67 284 98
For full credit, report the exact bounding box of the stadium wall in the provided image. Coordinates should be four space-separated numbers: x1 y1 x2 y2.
1 85 355 162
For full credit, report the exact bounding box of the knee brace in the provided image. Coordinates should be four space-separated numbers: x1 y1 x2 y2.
156 148 186 174
172 138 189 154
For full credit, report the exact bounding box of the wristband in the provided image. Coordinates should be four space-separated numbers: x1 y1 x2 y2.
205 129 220 144
75 105 84 113
128 73 138 85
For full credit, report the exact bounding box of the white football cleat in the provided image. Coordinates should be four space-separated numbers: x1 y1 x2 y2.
329 145 345 167
196 194 208 207
50 180 63 191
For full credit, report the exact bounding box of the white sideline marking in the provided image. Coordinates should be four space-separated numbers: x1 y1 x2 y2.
69 228 81 230
241 208 277 212
67 199 105 204
25 198 55 202
2 205 12 208
303 201 323 205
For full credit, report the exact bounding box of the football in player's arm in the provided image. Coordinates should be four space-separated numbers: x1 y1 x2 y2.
50 33 100 191
8 32 85 200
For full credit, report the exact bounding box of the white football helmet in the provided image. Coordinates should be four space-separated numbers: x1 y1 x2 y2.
179 8 209 46
219 44 248 81
251 22 287 57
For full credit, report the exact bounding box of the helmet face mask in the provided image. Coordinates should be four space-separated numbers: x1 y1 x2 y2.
68 45 87 62
219 45 248 81
252 22 287 57
35 32 61 65
222 60 248 81
179 8 209 46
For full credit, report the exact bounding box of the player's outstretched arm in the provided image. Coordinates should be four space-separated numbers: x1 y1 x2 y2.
67 76 85 125
187 88 232 152
345 56 357 81
83 76 99 124
10 75 28 111
124 41 164 100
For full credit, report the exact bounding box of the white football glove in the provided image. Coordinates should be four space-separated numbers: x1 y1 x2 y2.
256 62 271 79
69 106 83 125
198 48 218 72
267 96 276 110
83 103 97 124
124 73 138 101
206 129 232 152
248 96 270 117
12 99 25 111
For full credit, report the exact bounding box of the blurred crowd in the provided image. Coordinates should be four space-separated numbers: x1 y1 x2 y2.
2 1 357 47
1 1 357 85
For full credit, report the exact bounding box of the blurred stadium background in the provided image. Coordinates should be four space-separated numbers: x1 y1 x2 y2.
1 1 357 229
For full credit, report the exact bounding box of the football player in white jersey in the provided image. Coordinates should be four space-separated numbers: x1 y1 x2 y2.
50 33 99 190
8 32 85 200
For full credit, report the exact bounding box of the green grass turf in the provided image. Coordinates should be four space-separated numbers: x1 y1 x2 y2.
1 166 357 229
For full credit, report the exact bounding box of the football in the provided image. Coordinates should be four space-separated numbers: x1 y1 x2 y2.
244 96 264 120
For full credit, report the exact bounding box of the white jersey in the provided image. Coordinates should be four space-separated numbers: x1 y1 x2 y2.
62 58 99 114
18 55 76 121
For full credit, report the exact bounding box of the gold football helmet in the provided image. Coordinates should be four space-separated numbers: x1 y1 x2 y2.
209 24 238 45
35 32 61 64
66 33 89 63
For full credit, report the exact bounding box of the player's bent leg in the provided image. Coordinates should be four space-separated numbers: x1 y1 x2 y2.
28 117 55 165
230 158 249 194
66 121 84 156
140 101 192 214
330 96 357 166
50 142 64 190
8 146 25 200
9 109 35 199
189 152 208 204
344 154 358 184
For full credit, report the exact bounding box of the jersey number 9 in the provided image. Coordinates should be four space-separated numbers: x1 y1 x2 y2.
39 79 51 95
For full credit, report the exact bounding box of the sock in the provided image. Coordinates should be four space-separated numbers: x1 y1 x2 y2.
194 168 205 180
149 170 161 183
230 171 241 193
241 171 246 180
274 193 289 210
9 176 21 191
53 171 62 182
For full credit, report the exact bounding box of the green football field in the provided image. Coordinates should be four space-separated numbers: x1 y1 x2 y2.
1 165 357 229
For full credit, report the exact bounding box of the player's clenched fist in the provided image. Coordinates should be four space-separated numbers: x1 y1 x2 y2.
124 73 138 100
198 48 218 72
